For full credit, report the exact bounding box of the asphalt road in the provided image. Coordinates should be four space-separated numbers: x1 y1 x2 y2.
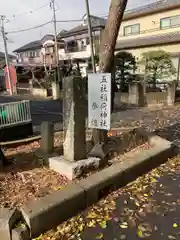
1 94 180 137
80 163 180 240
42 154 180 240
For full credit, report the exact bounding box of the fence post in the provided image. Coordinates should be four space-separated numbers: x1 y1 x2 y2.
167 80 176 106
40 122 54 154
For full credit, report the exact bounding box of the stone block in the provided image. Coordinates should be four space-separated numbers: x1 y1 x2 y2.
12 225 30 240
63 76 86 161
21 183 85 238
0 208 21 240
122 144 172 184
40 122 54 154
148 135 172 147
79 164 124 207
167 80 176 106
49 156 101 180
52 81 60 100
128 82 139 104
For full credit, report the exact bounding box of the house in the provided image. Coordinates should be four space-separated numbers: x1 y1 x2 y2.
13 35 64 67
0 52 16 65
115 0 180 80
57 14 106 76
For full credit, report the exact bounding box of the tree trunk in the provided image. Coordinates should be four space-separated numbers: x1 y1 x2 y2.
92 0 128 144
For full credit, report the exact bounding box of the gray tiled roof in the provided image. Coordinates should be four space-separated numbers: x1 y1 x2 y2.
58 15 106 38
59 24 104 38
13 34 55 53
124 0 180 20
116 31 180 50
13 40 41 53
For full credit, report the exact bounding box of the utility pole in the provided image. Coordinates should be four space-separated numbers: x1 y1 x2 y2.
50 0 61 83
0 15 13 95
85 0 96 73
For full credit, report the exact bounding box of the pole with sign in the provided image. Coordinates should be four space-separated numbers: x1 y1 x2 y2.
88 73 111 130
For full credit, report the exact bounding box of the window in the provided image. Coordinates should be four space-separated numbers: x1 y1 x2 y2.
124 24 140 36
160 15 180 29
29 51 36 58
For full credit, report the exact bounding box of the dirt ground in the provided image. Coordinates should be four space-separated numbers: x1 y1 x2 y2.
1 136 69 208
0 130 149 209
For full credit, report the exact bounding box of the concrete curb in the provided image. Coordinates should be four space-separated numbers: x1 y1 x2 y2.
2 129 176 239
21 183 85 238
0 208 21 240
0 131 62 148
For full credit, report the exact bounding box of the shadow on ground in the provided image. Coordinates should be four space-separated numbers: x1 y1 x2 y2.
80 158 180 240
155 122 180 148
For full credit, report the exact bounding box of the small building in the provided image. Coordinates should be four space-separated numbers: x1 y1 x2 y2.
57 14 106 76
13 35 64 68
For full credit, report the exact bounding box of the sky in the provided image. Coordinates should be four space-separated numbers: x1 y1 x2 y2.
0 0 158 53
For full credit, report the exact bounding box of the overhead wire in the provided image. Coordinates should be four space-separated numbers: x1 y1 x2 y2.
7 18 83 34
8 3 50 21
7 21 52 34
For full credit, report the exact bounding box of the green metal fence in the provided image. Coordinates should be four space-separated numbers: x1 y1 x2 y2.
0 100 31 128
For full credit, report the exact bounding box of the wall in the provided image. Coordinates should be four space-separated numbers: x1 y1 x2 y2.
18 50 42 65
114 91 168 107
117 43 180 58
31 88 48 97
59 29 102 61
118 8 180 41
59 44 92 60
115 43 180 81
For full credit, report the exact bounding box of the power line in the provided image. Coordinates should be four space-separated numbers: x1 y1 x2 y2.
7 18 83 35
8 3 50 21
7 21 52 34
56 19 82 23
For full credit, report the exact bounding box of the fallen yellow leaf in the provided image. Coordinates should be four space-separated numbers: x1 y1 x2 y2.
119 222 128 229
87 211 97 219
78 223 84 232
99 221 107 229
87 220 96 228
173 223 178 228
135 202 140 207
137 229 143 238
95 233 104 239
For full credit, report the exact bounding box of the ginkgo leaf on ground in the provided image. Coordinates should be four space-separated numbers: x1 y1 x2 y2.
95 233 104 239
173 223 178 228
99 221 107 229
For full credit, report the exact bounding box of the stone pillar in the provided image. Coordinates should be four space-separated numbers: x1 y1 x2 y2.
52 71 60 100
40 122 54 154
52 81 60 100
63 75 86 161
167 80 176 106
128 82 139 105
128 82 146 107
138 82 146 107
29 79 33 94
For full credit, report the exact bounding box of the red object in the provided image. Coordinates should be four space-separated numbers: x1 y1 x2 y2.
4 65 17 91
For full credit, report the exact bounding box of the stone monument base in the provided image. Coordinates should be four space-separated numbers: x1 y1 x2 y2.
48 156 101 180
